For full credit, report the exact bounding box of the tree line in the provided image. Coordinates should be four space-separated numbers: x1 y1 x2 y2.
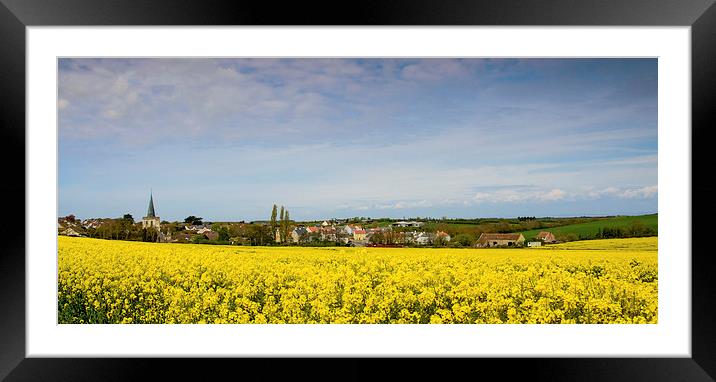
595 221 656 239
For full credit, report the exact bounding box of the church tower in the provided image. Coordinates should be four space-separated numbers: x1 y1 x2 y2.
142 192 161 231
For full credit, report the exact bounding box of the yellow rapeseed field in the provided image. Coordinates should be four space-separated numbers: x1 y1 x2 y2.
58 236 657 324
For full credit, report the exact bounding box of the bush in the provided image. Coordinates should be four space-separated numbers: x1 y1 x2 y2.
452 233 475 247
557 233 579 242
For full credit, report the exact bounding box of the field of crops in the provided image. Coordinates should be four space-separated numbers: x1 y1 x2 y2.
58 236 657 324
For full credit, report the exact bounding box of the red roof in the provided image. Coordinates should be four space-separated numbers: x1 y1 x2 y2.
353 229 366 234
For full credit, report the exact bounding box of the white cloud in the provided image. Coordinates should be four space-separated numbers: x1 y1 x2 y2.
586 185 657 199
539 188 567 201
348 199 435 211
473 188 567 204
469 184 656 205
587 187 620 198
620 185 658 199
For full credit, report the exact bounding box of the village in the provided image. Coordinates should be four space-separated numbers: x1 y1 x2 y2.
57 194 560 248
58 215 559 248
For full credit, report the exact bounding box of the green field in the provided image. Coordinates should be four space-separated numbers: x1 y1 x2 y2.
520 214 657 241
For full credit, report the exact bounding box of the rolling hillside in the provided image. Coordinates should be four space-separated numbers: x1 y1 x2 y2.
520 214 657 241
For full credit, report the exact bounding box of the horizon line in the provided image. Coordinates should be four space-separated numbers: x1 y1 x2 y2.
59 212 659 222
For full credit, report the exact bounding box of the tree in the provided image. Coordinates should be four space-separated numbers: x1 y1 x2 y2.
140 226 158 242
433 235 447 247
270 204 278 234
244 224 272 246
282 209 290 244
369 231 385 244
452 233 475 247
122 214 134 224
279 206 285 243
184 216 203 225
218 226 230 242
119 215 136 240
626 220 653 237
65 214 76 223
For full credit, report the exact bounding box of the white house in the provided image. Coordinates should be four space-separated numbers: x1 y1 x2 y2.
196 227 213 235
415 232 430 245
343 224 362 236
391 221 424 228
61 228 82 237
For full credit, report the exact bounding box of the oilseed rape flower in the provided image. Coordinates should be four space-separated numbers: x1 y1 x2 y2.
58 236 657 324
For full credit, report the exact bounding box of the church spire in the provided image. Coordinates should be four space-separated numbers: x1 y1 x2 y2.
147 191 156 218
142 190 161 233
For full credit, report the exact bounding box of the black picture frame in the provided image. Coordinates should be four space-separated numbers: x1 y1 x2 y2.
2 0 714 380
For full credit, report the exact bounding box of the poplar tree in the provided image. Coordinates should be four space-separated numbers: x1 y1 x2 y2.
283 210 290 243
279 206 285 243
270 204 278 234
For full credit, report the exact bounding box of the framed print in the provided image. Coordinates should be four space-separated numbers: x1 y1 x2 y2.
3 0 716 380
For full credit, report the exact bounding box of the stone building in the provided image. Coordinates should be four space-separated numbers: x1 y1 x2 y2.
476 233 525 247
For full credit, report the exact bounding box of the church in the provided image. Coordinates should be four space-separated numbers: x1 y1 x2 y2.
142 192 161 231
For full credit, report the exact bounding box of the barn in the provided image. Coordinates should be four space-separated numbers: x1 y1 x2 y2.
476 233 525 247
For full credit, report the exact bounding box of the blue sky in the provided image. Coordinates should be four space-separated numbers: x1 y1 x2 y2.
58 58 657 222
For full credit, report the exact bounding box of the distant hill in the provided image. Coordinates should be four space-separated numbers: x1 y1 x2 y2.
520 214 657 241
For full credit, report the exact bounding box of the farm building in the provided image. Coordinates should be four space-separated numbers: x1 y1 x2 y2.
536 231 556 243
476 233 525 247
527 241 542 247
